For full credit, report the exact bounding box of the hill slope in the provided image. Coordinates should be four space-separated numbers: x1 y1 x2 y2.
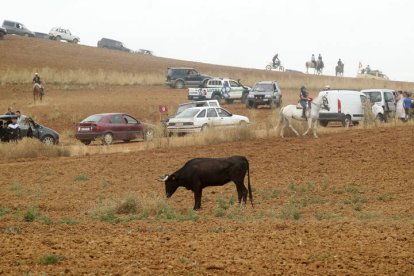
1 35 414 90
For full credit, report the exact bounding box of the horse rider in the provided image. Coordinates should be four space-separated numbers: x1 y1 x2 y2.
299 86 310 119
311 54 316 67
323 85 331 91
32 73 44 94
272 53 280 67
337 58 343 67
365 65 371 74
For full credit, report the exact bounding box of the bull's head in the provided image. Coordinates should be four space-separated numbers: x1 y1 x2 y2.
157 174 179 198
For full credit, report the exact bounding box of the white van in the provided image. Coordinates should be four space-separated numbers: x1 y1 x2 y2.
361 89 396 121
318 90 367 127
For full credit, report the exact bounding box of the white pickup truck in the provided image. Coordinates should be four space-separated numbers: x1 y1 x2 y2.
187 78 250 103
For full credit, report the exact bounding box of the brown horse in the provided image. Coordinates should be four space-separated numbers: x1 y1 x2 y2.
33 83 44 102
305 60 324 75
335 64 344 76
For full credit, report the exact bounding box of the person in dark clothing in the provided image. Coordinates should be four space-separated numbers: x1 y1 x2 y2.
299 86 309 119
272 54 280 67
33 73 41 85
311 54 316 67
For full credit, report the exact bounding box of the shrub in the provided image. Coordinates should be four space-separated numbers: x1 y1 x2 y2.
74 175 89 182
23 207 40 222
40 254 61 265
116 198 138 214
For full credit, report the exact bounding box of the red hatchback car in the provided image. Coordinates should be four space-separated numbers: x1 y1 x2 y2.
75 113 154 145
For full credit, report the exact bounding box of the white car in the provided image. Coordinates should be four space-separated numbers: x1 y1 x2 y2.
49 27 80 43
361 89 396 121
167 106 249 134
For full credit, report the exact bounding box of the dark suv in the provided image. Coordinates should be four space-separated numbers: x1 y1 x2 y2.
165 67 211 89
97 38 131 52
0 27 7 39
2 20 34 37
246 81 283 109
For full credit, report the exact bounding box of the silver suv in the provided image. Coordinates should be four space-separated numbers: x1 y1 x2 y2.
246 81 282 109
49 27 80 43
2 20 34 37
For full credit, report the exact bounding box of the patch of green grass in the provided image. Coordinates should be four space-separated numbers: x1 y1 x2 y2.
280 202 301 220
378 193 394 202
227 207 244 220
40 254 62 265
217 196 230 210
0 206 11 217
215 207 225 218
332 187 344 194
74 175 89 182
358 212 381 220
353 202 363 211
100 181 109 189
299 195 327 207
3 226 21 234
59 217 80 225
314 212 336 220
345 184 360 194
271 188 281 199
23 207 40 222
39 216 53 225
116 198 138 214
208 226 225 233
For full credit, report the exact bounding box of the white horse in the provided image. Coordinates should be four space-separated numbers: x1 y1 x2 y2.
278 94 329 138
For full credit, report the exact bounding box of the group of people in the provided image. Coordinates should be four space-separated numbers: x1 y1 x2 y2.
4 107 27 130
272 53 343 69
396 91 412 121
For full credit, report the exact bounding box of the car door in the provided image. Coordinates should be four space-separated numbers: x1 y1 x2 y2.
215 108 234 127
185 69 201 86
229 80 243 99
108 114 127 140
123 114 143 140
384 91 396 112
206 108 219 126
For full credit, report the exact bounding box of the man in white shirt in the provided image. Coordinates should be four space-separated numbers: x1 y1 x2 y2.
8 117 19 129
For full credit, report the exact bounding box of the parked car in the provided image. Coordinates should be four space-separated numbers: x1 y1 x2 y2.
0 115 59 144
188 78 250 103
49 27 80 43
34 32 49 40
318 90 367 127
137 49 153 55
162 100 220 126
0 27 7 39
97 38 131 52
75 113 154 145
361 89 396 121
2 20 34 37
246 81 282 109
167 106 249 135
165 67 211 89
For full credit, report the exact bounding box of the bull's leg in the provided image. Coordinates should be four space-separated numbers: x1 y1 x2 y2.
235 181 248 206
193 188 202 210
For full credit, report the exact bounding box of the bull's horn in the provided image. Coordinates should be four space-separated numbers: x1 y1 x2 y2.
157 175 169 182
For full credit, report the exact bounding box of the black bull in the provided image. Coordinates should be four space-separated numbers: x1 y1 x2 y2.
159 156 253 210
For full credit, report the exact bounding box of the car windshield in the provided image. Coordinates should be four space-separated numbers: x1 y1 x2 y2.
252 83 273 92
81 115 103 123
175 108 200 118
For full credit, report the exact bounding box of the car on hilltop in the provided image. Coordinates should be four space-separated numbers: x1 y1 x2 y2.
75 113 154 145
0 27 7 39
49 27 80 43
97 38 131 52
2 20 34 37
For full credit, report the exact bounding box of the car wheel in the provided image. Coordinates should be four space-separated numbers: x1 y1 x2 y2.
175 80 184 89
73 38 79 44
266 65 272 70
342 115 352 127
42 135 55 145
55 36 61 41
144 128 154 141
81 140 91 145
102 133 113 145
212 94 221 102
24 33 29 37
319 120 329 127
246 101 253 109
201 124 209 132
376 113 385 122
239 121 247 127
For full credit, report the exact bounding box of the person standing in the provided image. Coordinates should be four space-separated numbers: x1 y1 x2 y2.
395 91 406 121
299 86 309 119
403 92 411 120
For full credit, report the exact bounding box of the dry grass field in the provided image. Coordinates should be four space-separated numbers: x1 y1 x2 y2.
0 35 413 275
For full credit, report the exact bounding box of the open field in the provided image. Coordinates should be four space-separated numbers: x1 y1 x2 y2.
0 35 413 275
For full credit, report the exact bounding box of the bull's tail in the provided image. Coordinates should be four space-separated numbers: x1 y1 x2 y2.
246 158 253 208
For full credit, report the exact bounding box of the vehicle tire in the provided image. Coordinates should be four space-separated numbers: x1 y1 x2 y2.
73 38 79 44
102 133 113 145
144 128 154 141
376 113 385 122
201 124 209 132
55 35 61 41
24 33 29 37
239 120 247 127
174 80 184 89
41 135 55 145
241 93 248 104
0 33 4 40
266 65 272 70
319 120 329 127
246 100 253 109
342 115 352 127
353 121 359 126
81 140 91 145
212 94 221 102
253 103 258 109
